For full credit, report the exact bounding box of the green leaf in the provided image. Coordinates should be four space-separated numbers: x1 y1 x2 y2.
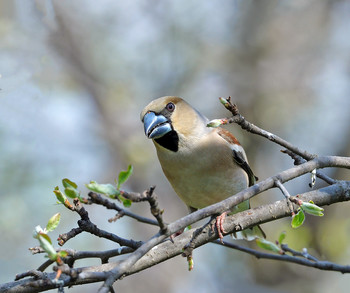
53 186 67 204
53 186 74 209
291 209 305 228
256 238 282 254
117 165 133 189
58 250 68 258
278 231 286 244
301 201 324 217
86 181 120 197
118 195 132 207
62 179 80 199
118 194 132 208
62 178 78 189
64 187 80 199
38 234 57 261
46 213 61 232
39 232 53 245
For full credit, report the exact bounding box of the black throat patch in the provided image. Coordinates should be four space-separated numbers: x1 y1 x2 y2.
155 130 179 152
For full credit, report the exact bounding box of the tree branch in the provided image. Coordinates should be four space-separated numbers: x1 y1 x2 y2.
29 246 134 268
218 97 316 160
281 149 336 185
97 156 350 291
2 97 350 292
3 180 350 292
57 199 143 249
213 240 350 274
88 192 159 226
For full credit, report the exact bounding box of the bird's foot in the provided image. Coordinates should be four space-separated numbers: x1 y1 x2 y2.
213 212 227 243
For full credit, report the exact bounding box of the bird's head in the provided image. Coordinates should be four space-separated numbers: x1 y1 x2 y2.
140 96 208 152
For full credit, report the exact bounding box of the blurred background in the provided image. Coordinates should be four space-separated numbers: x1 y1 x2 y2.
1 0 350 292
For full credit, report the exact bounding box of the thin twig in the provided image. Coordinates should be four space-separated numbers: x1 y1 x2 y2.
144 186 168 234
213 240 350 273
274 179 292 199
281 149 336 185
114 186 169 233
37 260 55 272
219 97 316 161
58 199 143 249
31 246 135 270
58 227 83 246
74 199 143 249
274 179 295 215
281 244 319 262
88 192 160 226
15 270 47 281
108 211 124 223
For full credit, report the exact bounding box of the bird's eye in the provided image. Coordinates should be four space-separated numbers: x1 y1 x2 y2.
166 102 175 112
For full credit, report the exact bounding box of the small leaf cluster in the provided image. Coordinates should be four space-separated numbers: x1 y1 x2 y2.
256 231 286 254
256 200 324 254
86 165 133 207
291 200 324 228
32 213 67 262
54 179 84 210
53 165 133 209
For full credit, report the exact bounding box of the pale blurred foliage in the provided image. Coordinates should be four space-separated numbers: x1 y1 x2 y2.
1 0 350 292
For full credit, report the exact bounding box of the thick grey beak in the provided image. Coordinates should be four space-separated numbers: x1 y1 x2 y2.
143 112 172 139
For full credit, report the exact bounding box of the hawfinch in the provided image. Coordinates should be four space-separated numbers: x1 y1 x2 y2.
140 96 265 240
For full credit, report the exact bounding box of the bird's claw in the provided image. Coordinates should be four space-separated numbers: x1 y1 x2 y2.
213 212 227 243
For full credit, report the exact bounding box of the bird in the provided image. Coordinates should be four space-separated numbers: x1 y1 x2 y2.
140 96 265 240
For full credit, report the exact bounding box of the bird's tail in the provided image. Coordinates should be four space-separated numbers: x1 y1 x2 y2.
231 199 266 241
232 225 266 241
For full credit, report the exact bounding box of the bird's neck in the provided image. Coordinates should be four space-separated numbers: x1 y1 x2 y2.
154 130 179 152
